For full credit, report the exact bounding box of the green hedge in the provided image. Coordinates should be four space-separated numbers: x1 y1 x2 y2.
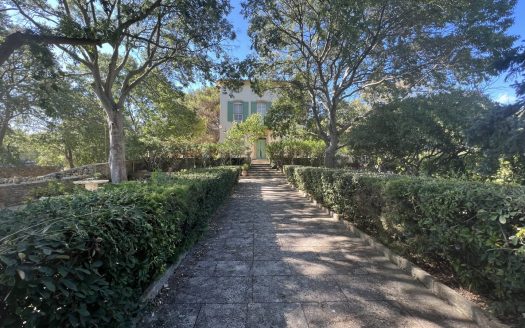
284 165 525 319
0 167 239 327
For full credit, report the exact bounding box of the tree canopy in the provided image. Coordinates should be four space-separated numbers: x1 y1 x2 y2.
2 0 235 182
243 0 517 166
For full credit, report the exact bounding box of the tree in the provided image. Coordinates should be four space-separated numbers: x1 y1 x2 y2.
185 87 221 142
5 0 234 182
126 71 205 163
465 42 525 183
467 103 525 182
243 0 516 167
348 90 494 176
0 14 57 149
227 113 266 144
495 41 525 104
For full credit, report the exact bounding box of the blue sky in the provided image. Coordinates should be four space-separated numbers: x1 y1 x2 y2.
226 0 525 103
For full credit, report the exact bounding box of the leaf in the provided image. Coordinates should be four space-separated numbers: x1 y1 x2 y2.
42 278 56 292
499 217 507 224
37 266 54 275
91 260 103 268
0 255 16 266
61 279 78 291
78 304 90 317
16 269 26 280
58 267 69 277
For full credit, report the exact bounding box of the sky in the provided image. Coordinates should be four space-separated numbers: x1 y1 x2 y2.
226 0 525 104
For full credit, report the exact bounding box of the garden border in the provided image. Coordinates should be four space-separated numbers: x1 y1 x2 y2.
285 177 508 328
135 171 241 327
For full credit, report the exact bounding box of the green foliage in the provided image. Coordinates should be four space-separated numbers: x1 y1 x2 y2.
284 166 525 320
244 0 516 166
0 167 239 327
266 139 325 168
185 87 221 142
264 89 309 138
26 181 80 200
347 91 494 176
495 41 525 105
226 113 266 144
467 103 525 183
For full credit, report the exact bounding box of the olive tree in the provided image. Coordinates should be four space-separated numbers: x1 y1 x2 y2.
243 0 516 167
4 0 234 182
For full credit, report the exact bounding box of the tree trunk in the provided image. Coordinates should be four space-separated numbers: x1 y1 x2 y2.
323 134 338 168
64 144 74 168
0 107 12 148
107 110 127 183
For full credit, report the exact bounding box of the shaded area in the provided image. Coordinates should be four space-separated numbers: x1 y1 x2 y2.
139 165 478 327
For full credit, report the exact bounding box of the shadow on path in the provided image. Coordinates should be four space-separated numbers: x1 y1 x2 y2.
139 166 478 328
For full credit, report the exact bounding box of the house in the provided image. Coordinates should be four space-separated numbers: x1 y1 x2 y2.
219 81 278 160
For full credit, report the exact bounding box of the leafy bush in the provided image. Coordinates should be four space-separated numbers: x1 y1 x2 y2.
284 165 525 320
267 139 324 168
0 167 239 327
26 180 81 200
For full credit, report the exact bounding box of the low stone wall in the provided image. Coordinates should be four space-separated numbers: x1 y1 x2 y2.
0 161 146 208
0 161 146 185
0 176 85 208
0 166 60 179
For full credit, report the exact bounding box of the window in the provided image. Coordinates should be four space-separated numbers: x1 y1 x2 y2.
233 102 243 121
257 102 268 116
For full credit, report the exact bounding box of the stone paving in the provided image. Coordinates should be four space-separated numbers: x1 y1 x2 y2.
140 165 478 328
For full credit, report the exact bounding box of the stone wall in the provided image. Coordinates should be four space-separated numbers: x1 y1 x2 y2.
0 176 84 208
0 166 60 179
0 161 146 208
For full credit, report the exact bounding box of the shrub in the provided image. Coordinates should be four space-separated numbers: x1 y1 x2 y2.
267 139 324 168
26 180 81 200
0 167 239 327
284 165 525 319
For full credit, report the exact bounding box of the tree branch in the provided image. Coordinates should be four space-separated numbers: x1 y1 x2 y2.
0 31 100 66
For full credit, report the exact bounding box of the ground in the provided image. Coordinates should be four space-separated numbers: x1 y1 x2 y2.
139 165 478 328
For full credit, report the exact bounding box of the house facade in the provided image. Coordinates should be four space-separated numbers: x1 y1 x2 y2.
219 81 278 160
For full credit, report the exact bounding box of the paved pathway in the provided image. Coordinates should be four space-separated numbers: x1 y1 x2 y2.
140 165 478 327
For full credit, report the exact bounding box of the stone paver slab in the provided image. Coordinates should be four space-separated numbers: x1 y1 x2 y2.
247 303 309 328
194 303 247 328
140 167 478 328
252 275 347 303
169 276 250 303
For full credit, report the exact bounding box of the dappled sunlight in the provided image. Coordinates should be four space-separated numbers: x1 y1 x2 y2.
140 166 479 327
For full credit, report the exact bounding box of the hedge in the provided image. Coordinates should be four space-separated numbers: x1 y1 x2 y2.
284 165 525 319
0 167 239 327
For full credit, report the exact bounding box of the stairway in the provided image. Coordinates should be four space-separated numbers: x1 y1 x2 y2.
247 163 282 179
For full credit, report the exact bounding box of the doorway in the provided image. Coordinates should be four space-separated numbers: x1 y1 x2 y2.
256 138 266 159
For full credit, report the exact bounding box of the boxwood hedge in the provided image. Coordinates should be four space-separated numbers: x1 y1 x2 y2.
0 167 239 327
284 165 525 320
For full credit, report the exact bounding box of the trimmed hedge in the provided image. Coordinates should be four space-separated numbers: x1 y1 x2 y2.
0 167 239 327
284 165 525 319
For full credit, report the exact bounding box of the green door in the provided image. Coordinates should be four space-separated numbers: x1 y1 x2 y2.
256 139 266 159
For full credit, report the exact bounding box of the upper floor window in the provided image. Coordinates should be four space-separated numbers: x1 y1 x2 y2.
233 102 243 121
257 102 268 116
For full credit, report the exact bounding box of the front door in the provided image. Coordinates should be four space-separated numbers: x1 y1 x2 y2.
256 139 266 159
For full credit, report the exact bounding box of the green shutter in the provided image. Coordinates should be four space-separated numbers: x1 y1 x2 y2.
243 101 249 121
251 101 257 114
227 101 233 122
265 102 271 124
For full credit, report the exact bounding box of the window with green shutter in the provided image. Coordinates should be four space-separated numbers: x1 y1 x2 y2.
251 101 257 114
